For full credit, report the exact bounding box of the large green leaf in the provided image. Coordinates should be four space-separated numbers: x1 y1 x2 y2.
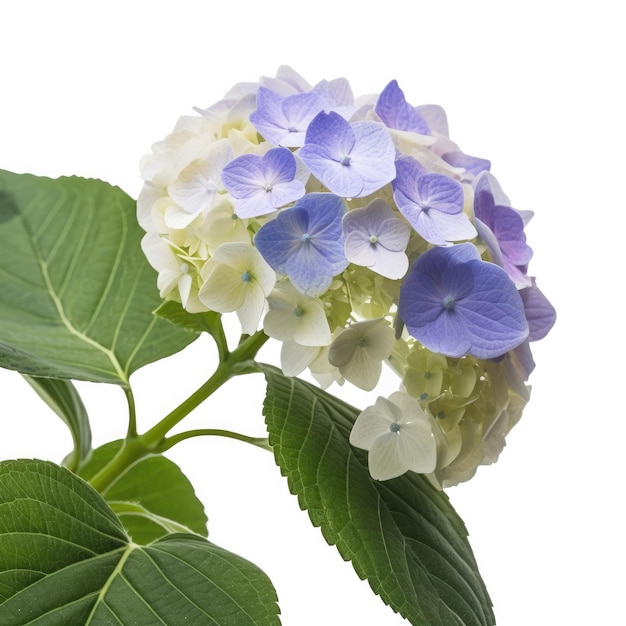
0 459 280 625
78 441 209 544
0 170 197 385
21 375 92 471
262 366 495 626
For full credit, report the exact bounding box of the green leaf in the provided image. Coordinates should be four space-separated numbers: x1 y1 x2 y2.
155 300 223 334
0 459 280 625
262 366 495 626
21 375 92 471
78 441 209 544
0 170 197 386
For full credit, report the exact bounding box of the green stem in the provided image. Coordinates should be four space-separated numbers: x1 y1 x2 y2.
159 429 272 453
87 330 269 494
124 385 138 439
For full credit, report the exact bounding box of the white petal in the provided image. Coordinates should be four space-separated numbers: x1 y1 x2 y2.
339 347 381 391
395 422 437 474
349 399 399 449
178 273 193 309
369 247 409 280
280 341 319 376
294 300 331 346
198 263 245 311
237 283 267 334
368 434 408 480
264 304 300 341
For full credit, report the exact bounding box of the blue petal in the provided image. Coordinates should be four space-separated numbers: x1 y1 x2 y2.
254 207 309 273
254 193 348 295
399 245 528 359
285 243 335 296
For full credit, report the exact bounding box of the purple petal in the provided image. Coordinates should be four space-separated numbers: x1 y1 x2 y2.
300 113 395 198
221 154 266 199
347 122 396 196
417 173 464 215
442 151 491 177
519 279 557 341
300 143 365 197
375 80 430 135
302 110 355 158
393 158 475 244
222 148 305 217
250 87 325 147
262 147 297 183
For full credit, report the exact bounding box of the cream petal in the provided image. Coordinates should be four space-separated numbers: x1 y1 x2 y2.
368 434 407 481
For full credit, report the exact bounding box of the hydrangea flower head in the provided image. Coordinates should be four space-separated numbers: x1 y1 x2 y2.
138 67 555 486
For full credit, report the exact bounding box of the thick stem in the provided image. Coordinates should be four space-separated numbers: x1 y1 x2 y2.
87 330 269 494
124 385 138 439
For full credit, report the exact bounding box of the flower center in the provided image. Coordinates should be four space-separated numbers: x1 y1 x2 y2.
369 235 378 244
241 271 252 282
389 423 400 433
340 155 352 166
301 233 312 243
442 294 456 310
294 306 304 317
263 183 273 192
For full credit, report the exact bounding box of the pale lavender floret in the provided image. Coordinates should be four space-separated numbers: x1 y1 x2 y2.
299 111 396 198
314 77 355 119
392 156 477 245
250 78 355 148
374 79 430 135
342 199 410 279
254 193 349 296
260 66 314 96
399 244 529 360
250 87 327 147
473 174 533 288
221 147 306 218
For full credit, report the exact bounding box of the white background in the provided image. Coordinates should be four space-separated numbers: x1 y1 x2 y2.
1 2 624 624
